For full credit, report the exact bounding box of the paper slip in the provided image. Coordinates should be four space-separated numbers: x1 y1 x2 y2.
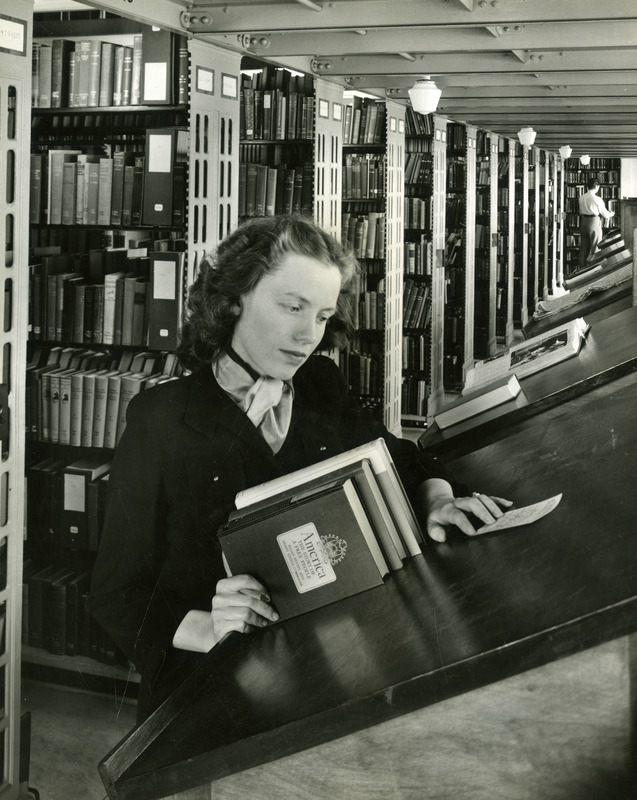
476 493 562 535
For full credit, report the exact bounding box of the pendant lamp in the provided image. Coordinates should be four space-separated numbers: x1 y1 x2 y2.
408 76 442 115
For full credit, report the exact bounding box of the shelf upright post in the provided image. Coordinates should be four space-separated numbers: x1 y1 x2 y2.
529 146 541 314
519 144 530 327
463 125 476 382
541 150 551 301
383 99 405 437
504 138 516 345
314 78 343 241
487 133 499 356
549 153 559 294
187 40 241 287
427 114 448 418
0 1 31 796
556 154 566 288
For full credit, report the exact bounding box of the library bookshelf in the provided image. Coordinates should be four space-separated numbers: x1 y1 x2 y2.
563 157 621 277
24 11 243 700
1 0 32 794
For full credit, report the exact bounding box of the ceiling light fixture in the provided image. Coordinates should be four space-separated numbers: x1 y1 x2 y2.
408 76 442 115
559 145 572 159
580 154 591 166
517 126 537 148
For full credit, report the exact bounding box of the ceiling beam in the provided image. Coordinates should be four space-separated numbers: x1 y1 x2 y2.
208 20 637 58
183 0 637 35
305 50 637 78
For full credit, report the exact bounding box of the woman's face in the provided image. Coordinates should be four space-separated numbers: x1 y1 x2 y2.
231 252 342 380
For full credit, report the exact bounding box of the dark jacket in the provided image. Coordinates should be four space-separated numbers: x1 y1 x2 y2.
88 355 455 718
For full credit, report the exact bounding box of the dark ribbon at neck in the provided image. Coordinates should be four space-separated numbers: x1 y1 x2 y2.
226 344 262 383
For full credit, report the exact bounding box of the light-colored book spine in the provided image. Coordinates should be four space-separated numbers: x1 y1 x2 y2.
102 271 125 345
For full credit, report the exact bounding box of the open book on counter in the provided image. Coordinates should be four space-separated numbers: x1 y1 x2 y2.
220 439 423 620
464 317 590 394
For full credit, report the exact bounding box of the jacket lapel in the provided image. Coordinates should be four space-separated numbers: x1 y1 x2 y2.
183 366 280 466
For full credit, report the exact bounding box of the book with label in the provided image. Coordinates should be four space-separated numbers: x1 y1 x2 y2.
147 252 183 350
61 458 111 551
229 459 406 570
220 477 387 621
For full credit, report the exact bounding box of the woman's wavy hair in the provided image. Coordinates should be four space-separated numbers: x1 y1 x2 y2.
177 215 361 371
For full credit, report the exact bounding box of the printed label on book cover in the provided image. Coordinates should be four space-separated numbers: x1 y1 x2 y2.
277 523 347 593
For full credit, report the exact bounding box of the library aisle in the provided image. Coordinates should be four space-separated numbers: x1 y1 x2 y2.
20 638 634 800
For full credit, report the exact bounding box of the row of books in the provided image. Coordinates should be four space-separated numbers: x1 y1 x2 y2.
403 279 431 330
404 152 433 186
445 230 463 268
31 127 188 228
476 160 491 186
238 162 313 218
27 345 181 448
221 439 424 619
342 97 387 146
405 197 431 231
240 67 315 141
343 153 386 200
30 249 184 351
447 124 466 151
402 333 431 373
239 142 310 167
446 194 465 228
29 225 183 254
446 160 466 190
404 107 433 137
565 185 619 200
476 193 490 216
341 212 387 260
356 291 386 331
401 376 429 418
342 347 383 399
404 236 432 277
27 456 111 551
32 27 187 109
23 560 125 664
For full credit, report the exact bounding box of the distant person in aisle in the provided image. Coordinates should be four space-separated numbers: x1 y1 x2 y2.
577 177 614 269
88 214 512 722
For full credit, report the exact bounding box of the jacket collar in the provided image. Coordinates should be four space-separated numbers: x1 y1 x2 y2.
183 366 279 464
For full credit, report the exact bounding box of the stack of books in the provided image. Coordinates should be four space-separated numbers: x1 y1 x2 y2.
219 439 423 620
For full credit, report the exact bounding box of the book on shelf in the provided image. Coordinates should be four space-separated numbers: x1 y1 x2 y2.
98 41 115 106
434 374 523 430
220 474 389 621
51 39 73 108
235 437 423 557
147 251 184 350
141 128 188 226
141 24 176 105
47 150 81 225
43 567 77 655
61 458 112 551
464 317 590 392
36 43 53 108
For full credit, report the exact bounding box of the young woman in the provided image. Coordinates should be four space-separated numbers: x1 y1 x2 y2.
88 215 510 720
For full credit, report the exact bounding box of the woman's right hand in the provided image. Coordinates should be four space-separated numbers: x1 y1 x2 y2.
211 574 280 639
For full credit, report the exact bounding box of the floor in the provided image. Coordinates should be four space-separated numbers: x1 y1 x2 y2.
21 637 635 800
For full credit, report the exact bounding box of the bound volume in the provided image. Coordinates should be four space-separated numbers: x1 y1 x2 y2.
220 475 387 620
220 439 424 620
